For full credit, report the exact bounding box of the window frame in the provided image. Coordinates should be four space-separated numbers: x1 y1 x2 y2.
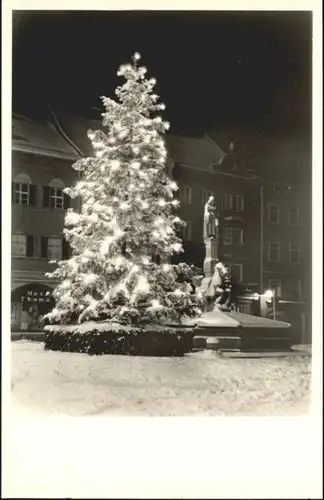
229 263 243 282
181 185 192 205
288 206 300 227
268 278 282 297
223 227 244 245
289 241 301 264
289 278 302 299
13 183 30 205
268 240 281 263
49 187 64 210
12 234 27 257
268 204 280 224
233 195 244 211
222 194 233 210
47 237 63 261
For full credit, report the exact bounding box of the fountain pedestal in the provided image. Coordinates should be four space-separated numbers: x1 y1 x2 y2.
193 200 293 352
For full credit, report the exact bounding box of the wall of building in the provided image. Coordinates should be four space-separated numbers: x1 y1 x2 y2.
11 150 78 330
12 150 77 270
11 119 311 341
262 181 310 300
173 163 261 288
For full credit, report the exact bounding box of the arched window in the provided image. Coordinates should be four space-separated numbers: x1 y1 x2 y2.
12 174 31 205
43 178 69 209
12 174 36 206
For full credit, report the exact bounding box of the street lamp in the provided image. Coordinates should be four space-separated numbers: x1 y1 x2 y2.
264 289 276 320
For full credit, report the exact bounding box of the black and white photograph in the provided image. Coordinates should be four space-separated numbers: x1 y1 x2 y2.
8 7 316 418
2 1 323 496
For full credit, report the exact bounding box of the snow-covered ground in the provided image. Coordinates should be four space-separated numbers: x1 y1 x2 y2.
11 341 311 416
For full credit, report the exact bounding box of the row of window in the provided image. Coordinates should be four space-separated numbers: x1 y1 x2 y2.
12 234 69 260
182 226 243 246
202 264 302 299
181 225 244 244
268 204 300 226
267 277 303 299
268 240 301 264
12 176 70 210
181 187 301 225
181 224 300 264
181 187 244 211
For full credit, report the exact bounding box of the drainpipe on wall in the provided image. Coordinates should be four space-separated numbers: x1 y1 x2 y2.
260 183 264 293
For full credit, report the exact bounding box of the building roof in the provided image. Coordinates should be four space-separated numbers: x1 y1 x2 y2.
55 115 100 157
166 133 226 170
55 115 227 170
12 114 78 160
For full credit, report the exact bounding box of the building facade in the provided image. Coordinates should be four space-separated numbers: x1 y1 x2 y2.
11 114 311 342
11 114 78 330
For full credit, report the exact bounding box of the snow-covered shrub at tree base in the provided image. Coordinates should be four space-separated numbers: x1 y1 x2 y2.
45 53 202 327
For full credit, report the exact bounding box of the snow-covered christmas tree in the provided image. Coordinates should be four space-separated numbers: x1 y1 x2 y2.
46 53 202 327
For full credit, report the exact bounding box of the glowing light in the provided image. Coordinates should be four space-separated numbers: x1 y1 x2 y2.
134 52 141 60
264 289 274 299
114 256 124 267
172 242 182 252
110 160 120 171
120 202 130 211
151 299 161 308
154 217 164 226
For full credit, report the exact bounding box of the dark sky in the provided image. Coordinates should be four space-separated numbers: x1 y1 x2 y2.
12 10 312 138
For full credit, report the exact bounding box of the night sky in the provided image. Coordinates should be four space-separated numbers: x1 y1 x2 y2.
12 10 312 139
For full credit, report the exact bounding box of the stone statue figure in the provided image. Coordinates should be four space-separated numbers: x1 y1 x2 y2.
203 196 218 240
211 262 232 311
197 259 233 312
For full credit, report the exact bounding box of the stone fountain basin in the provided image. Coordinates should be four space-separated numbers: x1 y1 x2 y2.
185 310 293 352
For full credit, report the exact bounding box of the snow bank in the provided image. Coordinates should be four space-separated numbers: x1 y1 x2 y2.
11 341 311 417
44 320 194 335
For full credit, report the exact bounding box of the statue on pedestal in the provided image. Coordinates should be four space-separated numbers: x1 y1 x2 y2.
203 196 218 241
196 196 233 312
